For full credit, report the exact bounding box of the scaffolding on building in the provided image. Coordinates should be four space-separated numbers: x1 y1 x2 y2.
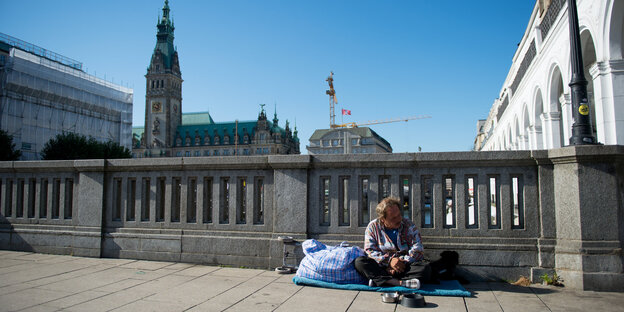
0 33 133 160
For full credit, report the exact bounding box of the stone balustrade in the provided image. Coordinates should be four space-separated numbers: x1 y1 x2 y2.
1 145 622 291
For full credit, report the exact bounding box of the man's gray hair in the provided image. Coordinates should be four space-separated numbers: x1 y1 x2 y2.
376 197 401 219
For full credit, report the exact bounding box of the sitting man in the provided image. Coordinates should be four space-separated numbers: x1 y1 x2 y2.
355 197 431 288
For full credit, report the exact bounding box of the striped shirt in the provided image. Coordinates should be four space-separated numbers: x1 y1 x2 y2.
364 217 425 266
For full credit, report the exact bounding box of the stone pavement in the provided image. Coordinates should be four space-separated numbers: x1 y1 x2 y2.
0 251 623 312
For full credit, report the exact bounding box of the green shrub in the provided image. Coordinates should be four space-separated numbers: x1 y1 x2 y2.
41 132 131 160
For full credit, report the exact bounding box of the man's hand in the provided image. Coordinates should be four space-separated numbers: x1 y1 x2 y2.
389 256 406 274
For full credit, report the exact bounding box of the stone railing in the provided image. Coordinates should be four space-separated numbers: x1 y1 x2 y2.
1 145 622 291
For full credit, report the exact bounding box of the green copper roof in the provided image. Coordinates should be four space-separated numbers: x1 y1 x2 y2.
154 0 176 69
182 112 215 125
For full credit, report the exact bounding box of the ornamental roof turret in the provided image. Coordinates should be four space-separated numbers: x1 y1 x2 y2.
148 0 180 76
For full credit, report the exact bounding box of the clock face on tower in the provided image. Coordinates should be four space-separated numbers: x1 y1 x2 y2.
151 101 162 113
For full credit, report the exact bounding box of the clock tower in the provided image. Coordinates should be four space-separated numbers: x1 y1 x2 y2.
142 0 182 156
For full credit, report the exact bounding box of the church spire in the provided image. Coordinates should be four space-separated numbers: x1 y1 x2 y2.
162 0 170 21
272 103 279 127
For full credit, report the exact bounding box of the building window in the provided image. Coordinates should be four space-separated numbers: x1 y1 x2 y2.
243 149 250 155
262 148 269 154
421 176 433 228
256 148 262 155
322 140 329 147
205 150 210 156
351 138 358 146
213 150 219 156
195 151 201 157
176 151 182 157
443 176 455 228
185 151 190 157
223 149 230 156
466 176 478 229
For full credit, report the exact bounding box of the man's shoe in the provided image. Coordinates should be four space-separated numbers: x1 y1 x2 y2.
403 278 421 289
368 279 375 287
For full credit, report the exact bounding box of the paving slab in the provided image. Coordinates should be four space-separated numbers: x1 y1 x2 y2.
110 299 190 312
14 305 60 312
346 290 398 312
225 279 302 311
463 282 502 312
173 264 220 277
91 278 148 293
118 260 175 271
0 287 73 311
0 251 623 312
187 275 280 312
489 282 550 312
276 286 358 312
41 290 110 309
209 267 266 278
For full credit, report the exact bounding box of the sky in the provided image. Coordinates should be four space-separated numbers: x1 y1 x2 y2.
1 0 537 153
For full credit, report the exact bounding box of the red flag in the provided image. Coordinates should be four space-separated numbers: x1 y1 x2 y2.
342 109 351 115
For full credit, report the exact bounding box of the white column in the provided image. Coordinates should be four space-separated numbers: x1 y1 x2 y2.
542 112 562 148
518 134 529 150
590 60 624 145
528 125 543 150
559 94 572 146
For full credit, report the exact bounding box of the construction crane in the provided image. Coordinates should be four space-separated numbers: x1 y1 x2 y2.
336 115 432 128
326 71 339 128
325 72 431 129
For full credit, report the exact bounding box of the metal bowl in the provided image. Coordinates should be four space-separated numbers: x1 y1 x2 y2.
381 292 400 303
401 293 426 308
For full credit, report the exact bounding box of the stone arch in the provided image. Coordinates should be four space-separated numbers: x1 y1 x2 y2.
607 0 624 59
522 104 531 149
549 65 566 147
513 116 520 149
533 88 545 149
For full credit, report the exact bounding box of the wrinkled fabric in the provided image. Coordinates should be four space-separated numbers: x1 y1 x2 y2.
295 239 367 284
364 218 424 266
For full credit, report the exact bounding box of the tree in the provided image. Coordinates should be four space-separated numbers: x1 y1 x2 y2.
0 130 22 161
41 132 131 160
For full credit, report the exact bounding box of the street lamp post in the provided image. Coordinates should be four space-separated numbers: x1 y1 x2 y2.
567 0 597 145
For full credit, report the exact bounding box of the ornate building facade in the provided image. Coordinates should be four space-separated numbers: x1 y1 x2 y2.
132 1 299 157
474 0 623 151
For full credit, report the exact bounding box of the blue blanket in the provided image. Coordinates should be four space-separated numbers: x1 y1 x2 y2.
292 276 472 297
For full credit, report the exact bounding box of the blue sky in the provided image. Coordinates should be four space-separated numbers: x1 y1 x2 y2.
1 0 536 152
